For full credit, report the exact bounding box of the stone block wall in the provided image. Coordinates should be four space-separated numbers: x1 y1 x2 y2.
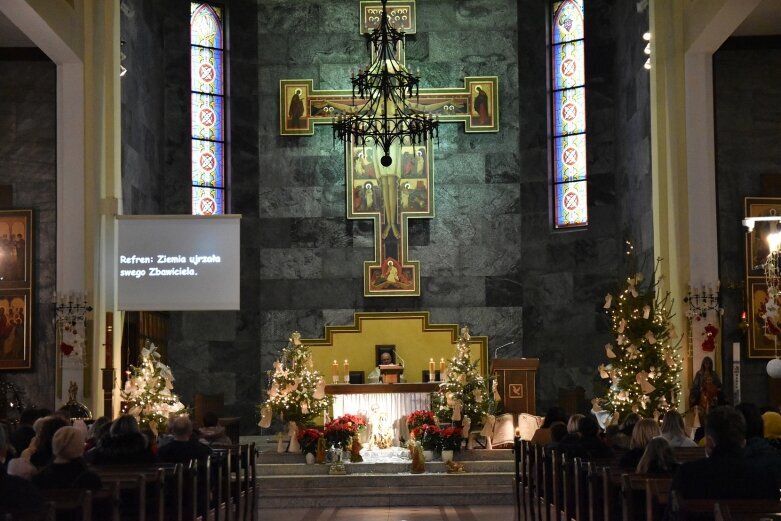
715 38 781 406
0 55 57 408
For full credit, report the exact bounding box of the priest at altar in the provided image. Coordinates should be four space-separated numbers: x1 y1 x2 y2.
366 350 406 384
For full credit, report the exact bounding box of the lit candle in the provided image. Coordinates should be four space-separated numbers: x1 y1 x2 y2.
440 357 445 375
515 427 521 438
344 359 349 382
429 358 435 381
332 360 339 383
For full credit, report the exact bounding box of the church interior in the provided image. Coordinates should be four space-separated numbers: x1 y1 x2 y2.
1 0 781 519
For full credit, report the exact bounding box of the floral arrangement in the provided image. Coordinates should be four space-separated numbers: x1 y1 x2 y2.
440 426 463 452
324 416 358 449
338 413 367 431
259 332 333 426
406 409 437 432
121 341 186 436
297 427 323 454
411 423 441 451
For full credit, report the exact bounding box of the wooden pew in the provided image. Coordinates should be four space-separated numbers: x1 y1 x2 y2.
212 444 254 521
39 489 91 521
94 469 158 521
620 473 672 521
674 496 781 521
95 463 184 521
523 440 536 521
211 447 234 521
645 476 672 521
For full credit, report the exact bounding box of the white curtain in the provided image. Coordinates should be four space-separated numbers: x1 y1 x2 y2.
332 392 431 443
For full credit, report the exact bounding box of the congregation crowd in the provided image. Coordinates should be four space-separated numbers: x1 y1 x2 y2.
0 408 231 515
529 404 781 501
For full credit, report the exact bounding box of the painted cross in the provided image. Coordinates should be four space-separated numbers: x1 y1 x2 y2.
279 0 499 296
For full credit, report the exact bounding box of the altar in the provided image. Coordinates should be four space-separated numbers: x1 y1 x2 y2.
326 383 439 442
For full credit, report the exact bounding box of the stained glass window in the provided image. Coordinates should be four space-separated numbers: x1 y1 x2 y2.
551 0 587 228
190 2 225 215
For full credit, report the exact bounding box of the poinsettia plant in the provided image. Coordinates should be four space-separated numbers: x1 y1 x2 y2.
338 413 367 431
324 416 358 449
411 423 441 451
440 426 463 452
297 427 323 454
406 409 437 432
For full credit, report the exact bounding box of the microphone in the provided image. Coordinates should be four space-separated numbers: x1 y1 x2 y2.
494 340 516 359
393 350 406 367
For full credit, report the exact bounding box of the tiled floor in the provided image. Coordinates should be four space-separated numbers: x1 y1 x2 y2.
259 505 517 521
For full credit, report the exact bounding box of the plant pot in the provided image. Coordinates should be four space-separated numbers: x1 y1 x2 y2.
441 449 454 463
423 450 434 461
305 452 316 465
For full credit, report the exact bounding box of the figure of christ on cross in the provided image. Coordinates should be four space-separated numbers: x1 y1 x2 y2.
347 139 433 294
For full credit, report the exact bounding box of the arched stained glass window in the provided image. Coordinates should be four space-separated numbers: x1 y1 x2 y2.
191 2 226 215
551 0 587 229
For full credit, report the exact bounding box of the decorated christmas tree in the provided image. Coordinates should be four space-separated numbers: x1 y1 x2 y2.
259 331 333 427
121 341 185 435
431 326 494 424
594 257 683 422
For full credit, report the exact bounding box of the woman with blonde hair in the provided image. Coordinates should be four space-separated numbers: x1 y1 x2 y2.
619 418 661 468
661 410 697 447
636 436 678 474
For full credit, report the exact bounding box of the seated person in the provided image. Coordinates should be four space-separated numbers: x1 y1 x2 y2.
197 412 231 446
86 414 156 465
0 424 45 513
672 406 780 500
33 426 102 490
367 351 405 383
159 416 212 464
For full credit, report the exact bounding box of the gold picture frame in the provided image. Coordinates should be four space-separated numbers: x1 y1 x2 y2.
0 288 32 369
744 197 781 277
747 278 781 358
0 209 33 370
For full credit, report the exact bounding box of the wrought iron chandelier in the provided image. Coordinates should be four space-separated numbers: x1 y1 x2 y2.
332 0 438 167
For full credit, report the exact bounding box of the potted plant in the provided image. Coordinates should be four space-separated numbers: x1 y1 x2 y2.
411 423 441 460
439 425 463 463
324 415 359 451
297 427 323 463
406 409 437 435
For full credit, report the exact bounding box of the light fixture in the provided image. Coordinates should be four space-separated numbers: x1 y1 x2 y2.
332 0 438 167
643 32 651 70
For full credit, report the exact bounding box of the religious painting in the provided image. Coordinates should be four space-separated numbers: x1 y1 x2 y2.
360 1 416 34
279 80 313 134
744 197 781 277
347 140 434 296
0 289 32 369
0 209 32 288
747 279 781 358
467 78 498 131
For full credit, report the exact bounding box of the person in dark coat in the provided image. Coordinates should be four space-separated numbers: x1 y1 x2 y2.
561 416 613 459
9 408 41 458
671 406 780 500
29 415 70 469
159 416 211 465
87 414 156 465
33 426 102 490
0 421 45 514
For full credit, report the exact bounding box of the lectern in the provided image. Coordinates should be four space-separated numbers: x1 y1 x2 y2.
491 358 539 415
379 364 404 384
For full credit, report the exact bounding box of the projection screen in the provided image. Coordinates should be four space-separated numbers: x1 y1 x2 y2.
117 215 241 311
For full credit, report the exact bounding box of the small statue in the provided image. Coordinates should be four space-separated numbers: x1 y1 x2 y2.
350 436 363 463
446 459 466 473
68 381 78 402
411 442 426 474
316 437 326 464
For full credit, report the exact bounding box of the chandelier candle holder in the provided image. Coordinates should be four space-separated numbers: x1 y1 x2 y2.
764 232 781 377
683 283 723 359
332 0 438 166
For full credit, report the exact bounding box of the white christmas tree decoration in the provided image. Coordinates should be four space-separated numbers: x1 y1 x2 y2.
121 341 185 436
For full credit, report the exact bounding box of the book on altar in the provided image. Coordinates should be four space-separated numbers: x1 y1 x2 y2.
517 413 544 441
489 413 516 447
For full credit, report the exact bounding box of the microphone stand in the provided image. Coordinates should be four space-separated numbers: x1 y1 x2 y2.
494 340 516 359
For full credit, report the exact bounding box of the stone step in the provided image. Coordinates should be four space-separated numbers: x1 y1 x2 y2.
258 472 515 508
259 459 515 475
257 448 514 465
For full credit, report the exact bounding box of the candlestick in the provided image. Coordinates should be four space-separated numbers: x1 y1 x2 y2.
439 358 445 380
429 358 435 382
332 360 339 383
343 359 349 383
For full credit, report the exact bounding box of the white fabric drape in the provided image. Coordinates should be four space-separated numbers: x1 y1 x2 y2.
332 392 431 443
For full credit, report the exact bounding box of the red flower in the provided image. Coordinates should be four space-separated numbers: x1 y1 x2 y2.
406 409 437 431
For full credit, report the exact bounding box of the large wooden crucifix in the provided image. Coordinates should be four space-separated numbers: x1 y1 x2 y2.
279 0 499 297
